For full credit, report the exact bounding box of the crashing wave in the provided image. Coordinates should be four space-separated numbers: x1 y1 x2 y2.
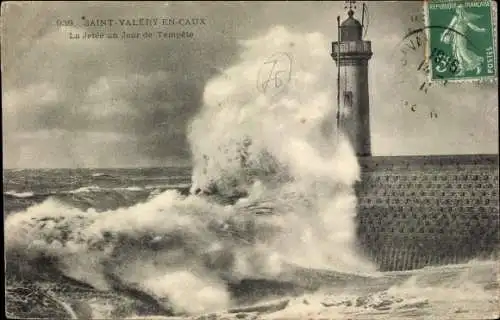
5 26 374 317
5 190 36 198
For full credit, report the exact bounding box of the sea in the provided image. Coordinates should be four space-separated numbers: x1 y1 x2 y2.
3 167 192 215
4 167 499 320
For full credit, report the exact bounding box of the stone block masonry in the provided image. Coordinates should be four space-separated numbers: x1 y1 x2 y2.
356 154 499 271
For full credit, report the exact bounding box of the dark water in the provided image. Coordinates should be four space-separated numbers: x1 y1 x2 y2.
3 167 192 214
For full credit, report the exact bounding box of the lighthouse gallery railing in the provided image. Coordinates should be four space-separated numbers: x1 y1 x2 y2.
332 41 372 54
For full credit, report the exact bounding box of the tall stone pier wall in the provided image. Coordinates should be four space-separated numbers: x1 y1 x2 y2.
356 154 499 271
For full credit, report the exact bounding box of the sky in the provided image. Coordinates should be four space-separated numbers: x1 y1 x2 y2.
2 1 498 169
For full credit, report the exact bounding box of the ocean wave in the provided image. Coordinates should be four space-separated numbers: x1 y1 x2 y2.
4 184 191 198
4 138 372 316
128 176 189 181
90 172 189 182
5 191 36 198
4 184 191 215
67 185 145 194
91 173 115 178
144 183 191 190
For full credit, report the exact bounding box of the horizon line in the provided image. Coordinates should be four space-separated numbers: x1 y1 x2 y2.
3 153 499 170
3 164 193 170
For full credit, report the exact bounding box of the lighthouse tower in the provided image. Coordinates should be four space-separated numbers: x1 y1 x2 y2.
331 2 373 157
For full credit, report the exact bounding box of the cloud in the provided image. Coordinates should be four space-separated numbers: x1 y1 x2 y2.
2 1 498 168
3 129 180 168
3 68 200 167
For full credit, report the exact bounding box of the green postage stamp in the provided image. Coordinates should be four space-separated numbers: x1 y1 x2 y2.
425 0 497 81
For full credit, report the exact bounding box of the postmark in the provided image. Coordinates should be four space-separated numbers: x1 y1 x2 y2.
256 52 293 99
424 0 497 81
392 17 446 119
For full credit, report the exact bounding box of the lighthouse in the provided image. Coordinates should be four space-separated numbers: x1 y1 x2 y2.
331 2 373 157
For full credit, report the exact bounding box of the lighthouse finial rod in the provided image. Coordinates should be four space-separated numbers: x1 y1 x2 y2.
344 0 357 15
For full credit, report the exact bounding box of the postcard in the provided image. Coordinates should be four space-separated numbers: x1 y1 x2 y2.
3 1 498 319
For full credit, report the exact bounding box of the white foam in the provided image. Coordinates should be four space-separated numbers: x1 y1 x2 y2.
5 190 35 198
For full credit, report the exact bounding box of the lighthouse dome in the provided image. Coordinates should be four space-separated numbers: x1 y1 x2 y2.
340 10 362 41
341 10 362 27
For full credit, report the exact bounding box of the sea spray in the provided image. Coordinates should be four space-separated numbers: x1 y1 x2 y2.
5 26 376 315
188 25 374 274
